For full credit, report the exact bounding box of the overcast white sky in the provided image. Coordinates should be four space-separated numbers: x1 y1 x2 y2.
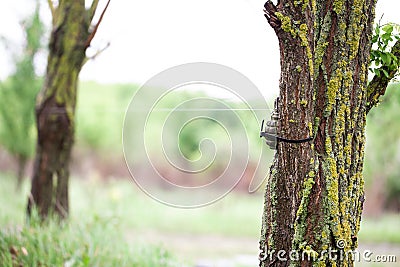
0 0 399 99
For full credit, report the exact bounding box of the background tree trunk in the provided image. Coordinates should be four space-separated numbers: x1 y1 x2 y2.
0 3 43 192
16 155 27 192
27 0 109 220
260 0 377 266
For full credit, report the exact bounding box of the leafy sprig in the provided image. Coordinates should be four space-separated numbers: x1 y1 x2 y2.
370 22 400 78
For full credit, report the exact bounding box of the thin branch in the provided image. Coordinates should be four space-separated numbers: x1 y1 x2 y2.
83 42 110 66
85 0 111 48
366 39 400 114
47 0 56 20
88 0 100 23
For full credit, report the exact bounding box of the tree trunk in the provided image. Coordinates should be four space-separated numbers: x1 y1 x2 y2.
259 1 377 266
16 155 27 192
27 1 93 220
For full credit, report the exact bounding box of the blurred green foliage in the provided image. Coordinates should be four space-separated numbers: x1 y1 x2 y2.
76 82 273 166
365 83 400 208
51 80 400 208
75 82 135 152
0 5 44 163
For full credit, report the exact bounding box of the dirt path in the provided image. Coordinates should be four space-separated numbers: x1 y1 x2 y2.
127 230 400 267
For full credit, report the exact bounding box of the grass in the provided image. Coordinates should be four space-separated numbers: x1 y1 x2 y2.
359 215 400 244
0 173 178 267
0 215 174 267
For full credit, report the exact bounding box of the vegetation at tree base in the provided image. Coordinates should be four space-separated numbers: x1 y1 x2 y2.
0 4 44 191
1 197 175 267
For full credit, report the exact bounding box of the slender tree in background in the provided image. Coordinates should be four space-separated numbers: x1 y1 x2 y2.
27 0 111 220
259 1 399 266
0 4 44 191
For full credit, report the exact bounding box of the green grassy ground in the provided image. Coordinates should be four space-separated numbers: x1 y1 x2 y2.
0 174 178 267
1 173 399 266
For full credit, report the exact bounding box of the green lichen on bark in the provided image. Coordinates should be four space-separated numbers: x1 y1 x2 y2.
292 164 317 249
294 0 315 12
39 1 88 122
323 137 340 229
333 0 345 15
325 73 341 115
299 23 314 76
317 0 371 259
268 168 278 250
259 166 278 260
347 0 368 60
275 12 297 37
274 11 315 76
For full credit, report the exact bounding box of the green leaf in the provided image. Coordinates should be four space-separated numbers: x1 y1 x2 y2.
382 33 392 43
382 53 391 66
382 69 390 78
383 24 394 34
371 50 380 61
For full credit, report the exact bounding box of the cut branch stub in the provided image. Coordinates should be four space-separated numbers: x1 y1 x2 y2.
264 1 280 30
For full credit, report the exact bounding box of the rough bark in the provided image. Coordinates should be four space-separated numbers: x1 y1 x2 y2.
27 0 109 220
259 0 377 266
